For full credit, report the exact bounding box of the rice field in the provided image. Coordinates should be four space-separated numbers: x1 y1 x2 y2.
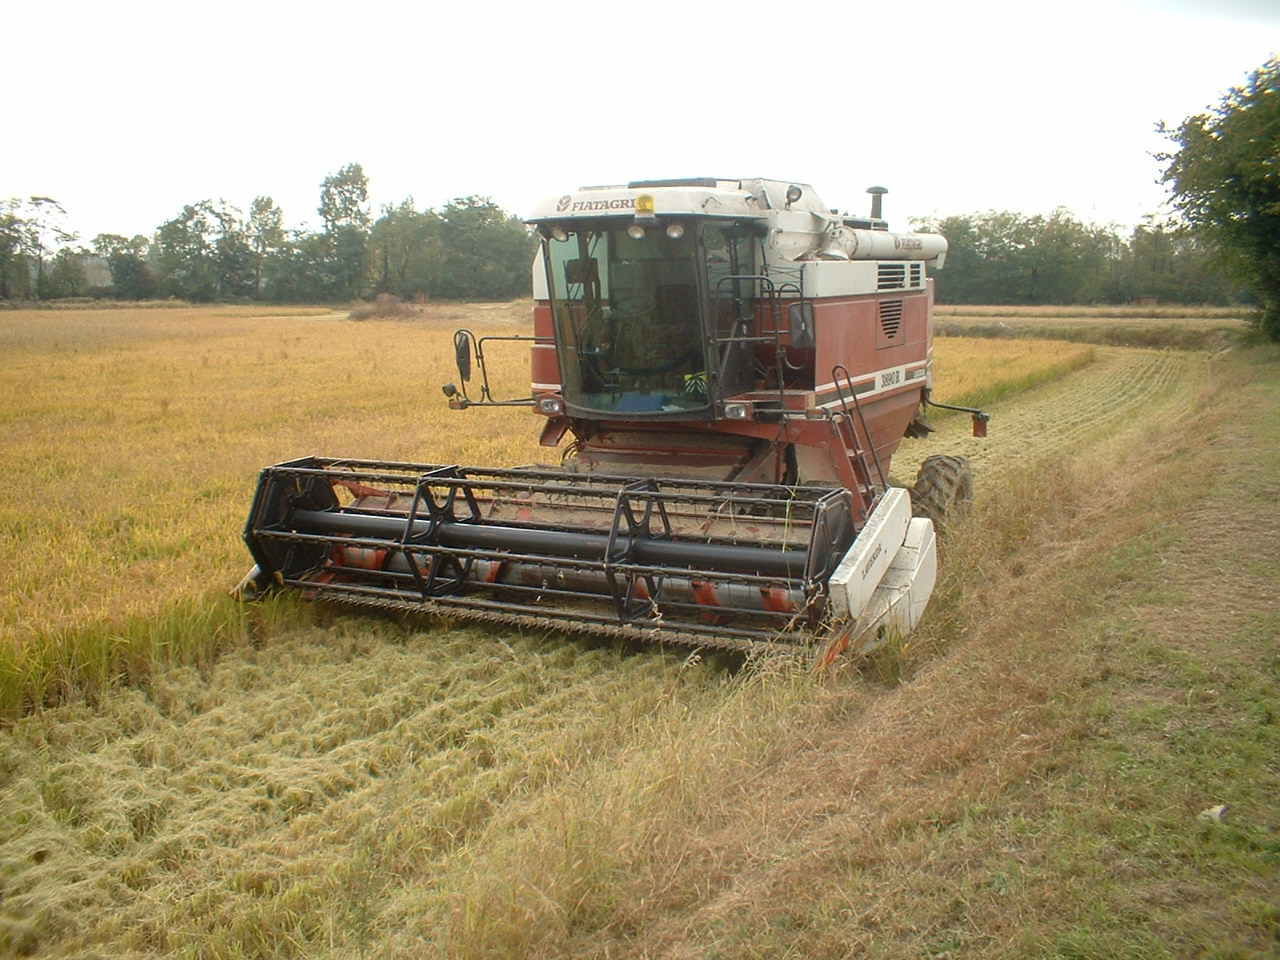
2 302 1264 959
1 305 542 664
933 302 1250 350
925 335 1093 412
0 301 1090 710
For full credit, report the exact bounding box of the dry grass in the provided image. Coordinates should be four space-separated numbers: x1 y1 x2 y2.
602 344 1278 960
349 297 533 324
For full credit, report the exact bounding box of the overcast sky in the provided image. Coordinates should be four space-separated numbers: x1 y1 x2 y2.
6 0 1278 243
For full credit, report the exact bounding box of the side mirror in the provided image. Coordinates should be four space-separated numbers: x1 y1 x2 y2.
453 329 472 383
787 301 815 350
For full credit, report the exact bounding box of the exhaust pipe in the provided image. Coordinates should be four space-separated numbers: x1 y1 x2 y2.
867 185 887 220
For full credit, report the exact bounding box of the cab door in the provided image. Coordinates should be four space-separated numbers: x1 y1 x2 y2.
702 224 758 402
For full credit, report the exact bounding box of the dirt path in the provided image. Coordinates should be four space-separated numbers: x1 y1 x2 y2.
591 345 1280 958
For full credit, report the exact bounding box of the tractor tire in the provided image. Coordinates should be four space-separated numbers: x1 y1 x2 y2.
910 455 974 527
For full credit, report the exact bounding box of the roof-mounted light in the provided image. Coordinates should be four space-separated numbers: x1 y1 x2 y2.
665 223 685 239
550 225 568 242
635 193 657 225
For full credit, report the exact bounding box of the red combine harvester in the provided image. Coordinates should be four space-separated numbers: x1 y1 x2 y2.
239 178 984 659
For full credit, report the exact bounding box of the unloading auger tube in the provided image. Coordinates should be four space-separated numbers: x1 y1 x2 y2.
236 457 937 657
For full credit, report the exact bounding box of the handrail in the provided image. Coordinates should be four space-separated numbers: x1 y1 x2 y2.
830 364 888 496
710 273 801 410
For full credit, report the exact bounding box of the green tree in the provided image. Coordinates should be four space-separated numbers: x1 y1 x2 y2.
318 162 370 233
93 234 155 299
914 210 1118 305
27 197 76 299
328 225 369 299
1124 219 1233 304
317 163 371 298
209 202 254 299
1160 56 1280 339
45 247 90 298
153 200 253 300
0 199 32 299
0 197 76 300
370 199 442 299
267 230 331 302
154 202 219 300
434 196 533 300
247 196 285 300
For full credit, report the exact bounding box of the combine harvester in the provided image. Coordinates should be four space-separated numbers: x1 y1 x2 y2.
238 178 985 661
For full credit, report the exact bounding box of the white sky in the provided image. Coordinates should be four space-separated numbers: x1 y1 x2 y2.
6 0 1279 244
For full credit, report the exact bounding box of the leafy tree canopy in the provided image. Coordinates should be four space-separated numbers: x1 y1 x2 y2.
1160 56 1280 339
0 197 77 300
318 162 370 234
910 210 1232 306
0 157 1255 308
93 234 155 300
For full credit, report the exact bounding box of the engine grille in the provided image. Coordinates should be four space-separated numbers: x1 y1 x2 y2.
878 263 906 290
877 262 925 291
879 300 904 339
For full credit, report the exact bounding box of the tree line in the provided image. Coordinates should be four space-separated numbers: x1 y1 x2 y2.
1159 55 1280 340
920 53 1280 338
4 46 1279 344
0 182 1236 308
1 163 535 304
910 210 1235 306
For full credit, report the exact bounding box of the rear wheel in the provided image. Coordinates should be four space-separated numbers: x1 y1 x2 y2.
910 455 974 526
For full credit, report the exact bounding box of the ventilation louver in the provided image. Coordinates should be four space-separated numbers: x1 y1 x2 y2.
877 263 907 290
879 300 904 339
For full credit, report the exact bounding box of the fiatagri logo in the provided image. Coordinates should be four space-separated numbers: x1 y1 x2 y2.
555 195 636 213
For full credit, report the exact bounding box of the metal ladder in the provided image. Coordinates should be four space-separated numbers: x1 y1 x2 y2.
831 365 888 516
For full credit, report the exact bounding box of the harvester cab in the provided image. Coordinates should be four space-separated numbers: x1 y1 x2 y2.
239 178 984 661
